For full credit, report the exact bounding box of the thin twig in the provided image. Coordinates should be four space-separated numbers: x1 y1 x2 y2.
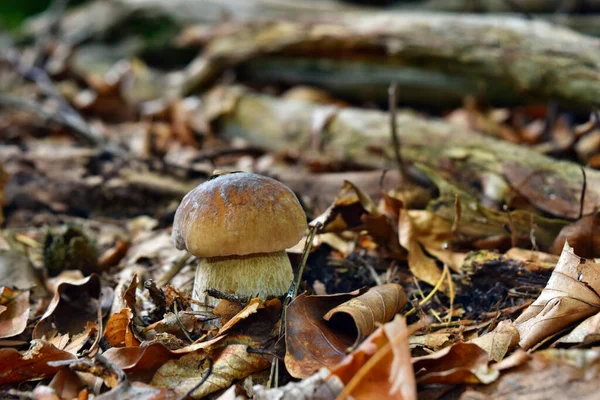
176 357 213 400
579 166 587 219
388 83 406 178
270 222 322 388
205 288 250 305
174 302 194 343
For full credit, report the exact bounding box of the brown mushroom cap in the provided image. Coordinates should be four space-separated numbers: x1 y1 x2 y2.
172 172 307 258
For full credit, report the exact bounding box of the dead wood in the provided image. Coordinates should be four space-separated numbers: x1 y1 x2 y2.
203 86 598 237
173 13 600 108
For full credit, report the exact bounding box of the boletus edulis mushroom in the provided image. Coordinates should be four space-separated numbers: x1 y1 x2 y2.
172 172 307 306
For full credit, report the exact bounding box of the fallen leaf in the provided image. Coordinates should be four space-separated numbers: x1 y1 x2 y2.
151 340 270 399
284 289 362 378
33 274 102 340
413 342 497 385
96 381 174 400
551 213 600 258
0 249 46 297
469 320 520 362
0 287 30 339
0 340 75 385
105 308 137 347
502 162 598 219
251 368 343 400
332 315 416 400
464 348 600 399
515 241 600 350
554 311 600 347
323 283 407 348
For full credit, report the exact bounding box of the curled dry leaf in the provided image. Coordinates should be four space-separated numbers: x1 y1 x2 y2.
284 290 360 379
0 287 30 339
323 283 407 348
331 315 416 400
469 320 520 362
285 284 406 378
413 343 497 385
312 181 401 255
105 308 139 347
515 241 600 350
151 339 270 399
33 273 102 340
0 340 75 385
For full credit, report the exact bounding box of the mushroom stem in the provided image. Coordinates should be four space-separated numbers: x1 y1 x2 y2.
192 250 293 306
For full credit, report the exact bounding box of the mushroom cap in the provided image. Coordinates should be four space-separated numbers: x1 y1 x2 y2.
172 172 307 258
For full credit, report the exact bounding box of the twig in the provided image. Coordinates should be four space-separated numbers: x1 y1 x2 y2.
451 193 461 233
270 222 322 388
174 302 194 343
175 357 213 400
288 222 322 300
205 288 250 304
388 83 406 178
579 166 587 219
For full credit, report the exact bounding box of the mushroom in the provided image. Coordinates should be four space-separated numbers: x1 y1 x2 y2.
172 172 307 305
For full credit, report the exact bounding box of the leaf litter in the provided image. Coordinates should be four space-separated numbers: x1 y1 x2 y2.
2 2 600 399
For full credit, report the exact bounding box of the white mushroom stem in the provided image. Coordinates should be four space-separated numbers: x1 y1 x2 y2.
192 250 294 306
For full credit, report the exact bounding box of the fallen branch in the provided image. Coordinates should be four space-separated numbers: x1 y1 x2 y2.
174 13 600 108
204 85 598 228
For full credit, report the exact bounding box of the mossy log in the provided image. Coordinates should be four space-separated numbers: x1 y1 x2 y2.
175 13 600 108
204 86 598 241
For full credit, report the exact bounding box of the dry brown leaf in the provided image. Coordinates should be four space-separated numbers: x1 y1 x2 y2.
332 315 416 400
285 285 405 379
515 241 600 350
251 368 343 400
323 283 407 348
105 308 137 347
409 332 453 352
554 311 600 347
284 290 361 378
104 334 231 382
0 250 45 297
502 162 598 219
103 342 180 383
398 209 446 290
464 348 600 399
95 381 174 400
551 213 600 258
33 274 102 340
0 287 30 339
45 368 87 400
312 181 401 255
0 340 75 385
217 297 263 336
469 320 520 362
151 340 270 399
413 342 497 385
